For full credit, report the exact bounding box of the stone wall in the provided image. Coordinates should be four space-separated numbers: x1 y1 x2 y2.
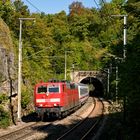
0 18 18 123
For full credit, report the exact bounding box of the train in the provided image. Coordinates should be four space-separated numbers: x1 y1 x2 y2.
34 80 89 120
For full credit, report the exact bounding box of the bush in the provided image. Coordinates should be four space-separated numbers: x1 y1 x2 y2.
0 94 8 104
21 86 31 109
0 105 10 128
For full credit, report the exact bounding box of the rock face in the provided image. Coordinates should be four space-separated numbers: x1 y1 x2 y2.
0 18 17 122
0 18 16 92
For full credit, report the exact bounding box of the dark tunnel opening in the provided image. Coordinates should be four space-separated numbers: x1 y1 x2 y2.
80 77 104 97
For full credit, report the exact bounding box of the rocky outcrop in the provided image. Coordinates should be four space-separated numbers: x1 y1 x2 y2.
0 18 16 94
0 18 17 123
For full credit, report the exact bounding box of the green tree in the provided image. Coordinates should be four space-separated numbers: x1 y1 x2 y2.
118 1 140 139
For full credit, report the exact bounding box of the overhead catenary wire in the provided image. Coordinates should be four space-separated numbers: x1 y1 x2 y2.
92 0 122 49
25 0 42 13
93 0 100 9
21 0 124 56
101 0 124 39
94 0 124 45
101 0 128 59
23 38 121 60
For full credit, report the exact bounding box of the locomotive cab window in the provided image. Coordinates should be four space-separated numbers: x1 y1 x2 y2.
37 86 47 93
48 86 59 93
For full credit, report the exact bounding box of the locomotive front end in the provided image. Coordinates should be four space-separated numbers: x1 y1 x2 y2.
34 82 62 119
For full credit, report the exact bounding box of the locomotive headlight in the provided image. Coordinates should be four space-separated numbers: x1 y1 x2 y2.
40 104 43 107
54 103 57 106
46 93 49 96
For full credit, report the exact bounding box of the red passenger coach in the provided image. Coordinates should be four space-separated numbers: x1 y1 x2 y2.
34 80 81 119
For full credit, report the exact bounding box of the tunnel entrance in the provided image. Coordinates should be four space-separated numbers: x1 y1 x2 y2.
80 77 104 97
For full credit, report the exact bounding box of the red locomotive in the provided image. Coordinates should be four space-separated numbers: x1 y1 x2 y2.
34 80 89 120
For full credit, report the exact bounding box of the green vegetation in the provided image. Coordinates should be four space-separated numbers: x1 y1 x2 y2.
0 0 140 138
0 105 10 128
21 85 31 109
0 94 8 104
0 94 10 128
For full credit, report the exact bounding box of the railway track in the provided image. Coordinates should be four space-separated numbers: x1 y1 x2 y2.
56 97 104 140
0 121 52 140
0 97 105 140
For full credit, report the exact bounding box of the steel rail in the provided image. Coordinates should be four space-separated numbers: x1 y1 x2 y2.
56 97 99 140
81 98 105 140
0 121 51 140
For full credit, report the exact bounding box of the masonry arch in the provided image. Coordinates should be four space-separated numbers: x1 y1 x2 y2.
79 77 104 97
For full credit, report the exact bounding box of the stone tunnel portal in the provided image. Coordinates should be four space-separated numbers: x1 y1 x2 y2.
80 77 104 97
